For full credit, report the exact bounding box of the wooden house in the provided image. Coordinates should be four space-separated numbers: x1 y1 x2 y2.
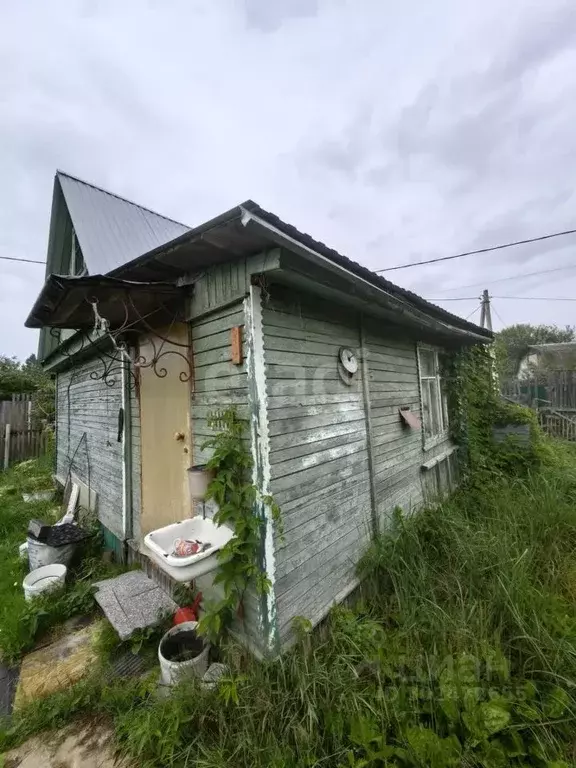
26 171 492 655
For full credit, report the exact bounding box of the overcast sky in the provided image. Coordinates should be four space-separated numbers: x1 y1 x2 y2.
2 0 576 359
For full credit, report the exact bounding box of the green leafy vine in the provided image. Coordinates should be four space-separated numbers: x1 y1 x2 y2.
443 344 546 479
196 407 282 644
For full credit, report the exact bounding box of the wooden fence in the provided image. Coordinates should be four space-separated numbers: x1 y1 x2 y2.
0 424 50 469
501 372 576 409
0 394 32 430
538 409 576 442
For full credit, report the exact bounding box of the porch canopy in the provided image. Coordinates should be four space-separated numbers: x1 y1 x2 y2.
25 274 185 331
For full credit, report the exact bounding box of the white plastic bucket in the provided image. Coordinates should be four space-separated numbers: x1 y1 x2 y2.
158 621 210 686
23 564 67 602
27 537 76 570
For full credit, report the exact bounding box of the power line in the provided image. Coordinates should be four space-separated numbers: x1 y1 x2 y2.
435 263 576 293
492 304 506 327
377 227 576 272
465 304 482 321
0 255 45 264
494 296 576 301
430 295 576 302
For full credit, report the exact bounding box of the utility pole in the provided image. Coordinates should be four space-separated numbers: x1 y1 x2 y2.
479 289 493 331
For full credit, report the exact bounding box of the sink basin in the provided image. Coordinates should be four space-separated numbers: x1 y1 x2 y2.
144 517 234 577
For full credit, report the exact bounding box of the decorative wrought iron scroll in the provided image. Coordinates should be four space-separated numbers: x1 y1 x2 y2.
50 292 193 388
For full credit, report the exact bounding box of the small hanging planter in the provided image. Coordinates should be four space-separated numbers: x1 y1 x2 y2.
187 465 214 500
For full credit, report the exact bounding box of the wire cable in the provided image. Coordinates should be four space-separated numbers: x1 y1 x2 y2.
492 304 506 327
465 304 482 321
0 255 45 264
430 295 576 302
377 228 576 272
432 263 576 293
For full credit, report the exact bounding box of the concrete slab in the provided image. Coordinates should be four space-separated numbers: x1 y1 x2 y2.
14 622 103 709
93 571 176 641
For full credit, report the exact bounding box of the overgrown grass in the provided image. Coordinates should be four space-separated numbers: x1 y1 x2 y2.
0 456 125 665
3 445 576 766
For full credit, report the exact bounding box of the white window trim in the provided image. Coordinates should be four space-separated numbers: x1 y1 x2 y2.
417 344 449 451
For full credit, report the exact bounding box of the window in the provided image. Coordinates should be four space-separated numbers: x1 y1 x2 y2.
418 346 448 446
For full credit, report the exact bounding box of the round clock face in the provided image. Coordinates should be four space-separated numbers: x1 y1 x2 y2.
339 347 358 374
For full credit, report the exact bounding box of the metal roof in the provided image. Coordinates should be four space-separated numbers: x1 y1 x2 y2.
111 200 493 341
57 171 190 274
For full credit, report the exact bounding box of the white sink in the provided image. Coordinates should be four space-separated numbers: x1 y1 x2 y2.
143 517 234 583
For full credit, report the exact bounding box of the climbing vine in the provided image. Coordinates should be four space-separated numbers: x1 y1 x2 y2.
196 407 282 644
443 344 546 479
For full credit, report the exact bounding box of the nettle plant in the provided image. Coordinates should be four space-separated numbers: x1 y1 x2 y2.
197 407 282 644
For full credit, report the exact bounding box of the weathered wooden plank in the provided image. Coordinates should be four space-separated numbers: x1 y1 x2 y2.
368 357 415 373
276 486 371 549
190 305 245 338
262 309 360 343
268 408 364 436
367 379 419 393
189 403 250 420
270 420 365 454
279 470 371 522
275 508 371 580
194 375 247 393
267 393 360 412
364 332 415 351
271 438 366 480
194 361 248 381
373 445 422 479
192 329 237 354
369 370 417 384
263 335 352 358
278 568 359 640
370 393 421 410
266 365 346 381
266 379 362 397
275 525 365 610
371 426 417 450
264 290 359 328
271 451 368 503
265 350 346 369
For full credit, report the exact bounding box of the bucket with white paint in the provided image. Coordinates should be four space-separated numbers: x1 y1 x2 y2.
23 563 67 602
27 537 76 570
158 621 210 686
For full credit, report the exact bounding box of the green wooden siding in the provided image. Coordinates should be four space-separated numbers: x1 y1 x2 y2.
189 293 264 654
262 288 373 643
262 286 457 645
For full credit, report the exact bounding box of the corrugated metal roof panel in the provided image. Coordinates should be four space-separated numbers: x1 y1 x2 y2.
57 172 190 274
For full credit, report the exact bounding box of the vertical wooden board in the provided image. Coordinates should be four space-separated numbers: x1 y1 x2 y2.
56 356 125 539
190 300 249 465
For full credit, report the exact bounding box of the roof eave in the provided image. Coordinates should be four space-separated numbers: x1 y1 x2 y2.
239 209 492 343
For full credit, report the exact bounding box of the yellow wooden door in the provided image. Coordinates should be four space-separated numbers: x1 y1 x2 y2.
138 323 192 536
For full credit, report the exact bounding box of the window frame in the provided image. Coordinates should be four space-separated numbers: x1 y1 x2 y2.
417 344 449 450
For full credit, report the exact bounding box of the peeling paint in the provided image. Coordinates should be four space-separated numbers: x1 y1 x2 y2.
245 285 278 652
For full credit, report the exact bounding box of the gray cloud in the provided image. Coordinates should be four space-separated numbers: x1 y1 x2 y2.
2 0 576 361
242 0 319 31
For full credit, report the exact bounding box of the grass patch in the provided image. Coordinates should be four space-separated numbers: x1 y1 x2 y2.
0 456 126 665
3 446 576 766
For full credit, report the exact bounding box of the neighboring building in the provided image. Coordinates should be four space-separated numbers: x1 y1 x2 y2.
26 171 492 655
517 342 576 379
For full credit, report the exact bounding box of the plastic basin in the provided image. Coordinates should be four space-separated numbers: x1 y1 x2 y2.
23 564 67 602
